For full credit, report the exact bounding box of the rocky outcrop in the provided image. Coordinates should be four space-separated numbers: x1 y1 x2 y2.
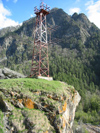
0 67 26 79
0 78 81 133
0 25 21 38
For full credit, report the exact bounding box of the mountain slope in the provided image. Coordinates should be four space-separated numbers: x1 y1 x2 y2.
0 8 100 125
0 25 21 38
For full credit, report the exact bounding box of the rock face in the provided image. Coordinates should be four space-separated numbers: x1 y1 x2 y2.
0 25 21 38
0 78 81 133
0 67 26 79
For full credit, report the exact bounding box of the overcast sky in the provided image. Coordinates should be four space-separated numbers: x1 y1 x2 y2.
0 0 100 29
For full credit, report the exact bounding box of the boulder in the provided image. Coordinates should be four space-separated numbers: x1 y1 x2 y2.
0 73 6 79
0 69 5 79
0 67 26 79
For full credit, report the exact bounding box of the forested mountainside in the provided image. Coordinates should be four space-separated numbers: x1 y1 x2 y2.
0 8 100 125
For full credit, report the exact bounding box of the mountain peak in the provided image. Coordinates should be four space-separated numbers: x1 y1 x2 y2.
72 12 91 28
50 7 59 12
72 12 78 19
72 12 88 21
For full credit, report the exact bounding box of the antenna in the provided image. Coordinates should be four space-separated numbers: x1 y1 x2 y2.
40 0 44 5
30 1 50 77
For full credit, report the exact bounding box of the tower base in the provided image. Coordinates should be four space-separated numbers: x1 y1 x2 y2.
38 76 53 81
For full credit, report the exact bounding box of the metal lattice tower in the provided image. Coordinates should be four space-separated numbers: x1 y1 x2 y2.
30 2 50 77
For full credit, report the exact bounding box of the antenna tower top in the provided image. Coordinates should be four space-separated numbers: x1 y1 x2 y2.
34 1 50 15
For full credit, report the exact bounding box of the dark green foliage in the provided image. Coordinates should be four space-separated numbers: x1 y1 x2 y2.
49 44 100 125
0 8 100 125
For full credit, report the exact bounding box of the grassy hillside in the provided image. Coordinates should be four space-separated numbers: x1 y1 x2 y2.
0 78 80 133
0 78 66 95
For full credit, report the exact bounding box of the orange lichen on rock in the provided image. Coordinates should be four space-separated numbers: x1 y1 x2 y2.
59 102 67 113
44 104 49 108
47 94 52 99
33 91 41 95
18 99 23 103
60 96 64 101
60 129 62 133
23 99 35 109
62 102 67 111
62 117 66 129
59 108 63 114
43 131 48 133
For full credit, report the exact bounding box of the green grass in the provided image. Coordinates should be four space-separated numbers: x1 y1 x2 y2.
0 78 67 95
0 128 3 133
0 78 75 132
0 110 4 133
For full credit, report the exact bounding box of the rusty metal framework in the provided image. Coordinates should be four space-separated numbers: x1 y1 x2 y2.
30 2 50 77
